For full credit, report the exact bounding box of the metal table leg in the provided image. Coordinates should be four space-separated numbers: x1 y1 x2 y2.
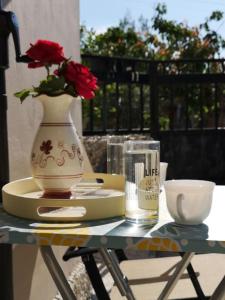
210 276 225 300
81 252 110 300
0 244 14 300
179 252 206 299
40 246 77 300
158 252 195 300
99 247 136 300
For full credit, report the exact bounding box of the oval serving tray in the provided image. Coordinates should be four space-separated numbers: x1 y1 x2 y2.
2 173 125 222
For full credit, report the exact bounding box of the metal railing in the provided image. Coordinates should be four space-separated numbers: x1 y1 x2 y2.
82 55 225 138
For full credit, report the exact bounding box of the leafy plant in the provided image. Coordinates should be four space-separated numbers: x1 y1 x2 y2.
81 3 225 60
80 4 225 132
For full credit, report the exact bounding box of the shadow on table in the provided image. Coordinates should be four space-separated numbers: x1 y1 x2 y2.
0 205 210 240
30 216 126 230
0 207 126 230
151 222 209 240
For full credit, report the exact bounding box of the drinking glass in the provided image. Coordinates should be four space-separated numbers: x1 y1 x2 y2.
124 140 160 224
160 162 168 187
107 135 129 175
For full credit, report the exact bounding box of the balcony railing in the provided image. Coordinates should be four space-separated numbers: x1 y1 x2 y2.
82 55 225 137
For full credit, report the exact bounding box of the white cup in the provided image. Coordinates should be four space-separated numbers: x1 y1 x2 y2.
164 179 215 225
160 162 168 187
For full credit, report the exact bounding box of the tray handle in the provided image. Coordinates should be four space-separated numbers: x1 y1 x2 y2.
83 173 125 191
37 205 87 219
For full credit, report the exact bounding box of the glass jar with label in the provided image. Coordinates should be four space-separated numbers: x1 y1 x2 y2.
124 140 160 225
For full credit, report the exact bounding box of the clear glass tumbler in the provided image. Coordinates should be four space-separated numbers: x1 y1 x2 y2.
124 140 160 224
160 162 168 188
107 135 129 175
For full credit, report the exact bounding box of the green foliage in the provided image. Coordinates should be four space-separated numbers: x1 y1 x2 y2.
35 76 66 96
15 74 76 103
14 89 32 103
14 68 77 103
81 3 225 132
81 3 225 60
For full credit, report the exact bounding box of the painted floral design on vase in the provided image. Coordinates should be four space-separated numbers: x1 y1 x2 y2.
31 94 84 198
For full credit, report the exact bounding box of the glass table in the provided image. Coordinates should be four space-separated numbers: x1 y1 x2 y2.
0 186 225 299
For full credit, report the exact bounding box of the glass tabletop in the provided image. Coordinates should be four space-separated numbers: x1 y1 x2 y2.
0 186 224 253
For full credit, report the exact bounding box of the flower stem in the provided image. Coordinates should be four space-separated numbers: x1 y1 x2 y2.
45 65 50 76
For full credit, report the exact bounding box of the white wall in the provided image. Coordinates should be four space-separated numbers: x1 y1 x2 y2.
5 0 81 181
3 1 81 299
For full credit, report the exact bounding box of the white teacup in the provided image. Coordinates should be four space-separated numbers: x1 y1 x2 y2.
164 180 215 225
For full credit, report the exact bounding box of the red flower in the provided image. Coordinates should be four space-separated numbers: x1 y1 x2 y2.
14 39 99 102
40 140 53 155
63 61 98 99
26 40 65 68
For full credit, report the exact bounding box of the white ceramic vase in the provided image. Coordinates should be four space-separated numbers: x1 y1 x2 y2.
31 94 84 198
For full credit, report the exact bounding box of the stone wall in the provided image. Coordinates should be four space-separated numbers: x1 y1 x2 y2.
84 130 225 184
83 134 151 173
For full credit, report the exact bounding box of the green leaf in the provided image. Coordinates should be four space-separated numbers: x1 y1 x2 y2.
14 89 31 103
65 84 76 97
38 75 66 95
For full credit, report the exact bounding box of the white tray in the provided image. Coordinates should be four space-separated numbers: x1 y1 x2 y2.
2 173 125 222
